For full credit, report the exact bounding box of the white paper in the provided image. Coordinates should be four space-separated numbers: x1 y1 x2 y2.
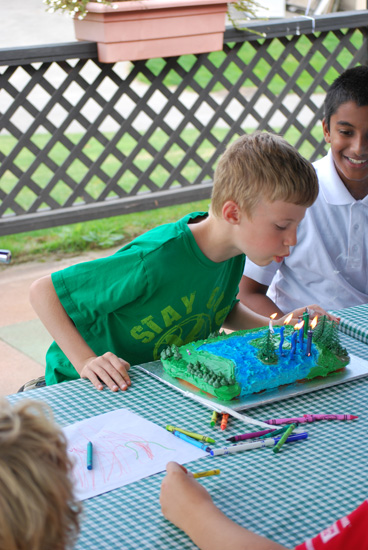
63 408 207 501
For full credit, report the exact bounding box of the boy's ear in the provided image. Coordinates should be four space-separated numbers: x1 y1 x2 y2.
222 200 242 225
322 118 331 143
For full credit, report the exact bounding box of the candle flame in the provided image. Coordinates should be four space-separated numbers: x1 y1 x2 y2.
294 321 304 330
270 313 277 320
284 313 293 325
311 316 318 329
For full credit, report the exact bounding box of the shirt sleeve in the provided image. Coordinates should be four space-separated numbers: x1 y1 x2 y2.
51 245 148 329
243 257 279 286
294 500 368 550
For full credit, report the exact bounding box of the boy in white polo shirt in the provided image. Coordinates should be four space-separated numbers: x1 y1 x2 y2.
239 66 368 317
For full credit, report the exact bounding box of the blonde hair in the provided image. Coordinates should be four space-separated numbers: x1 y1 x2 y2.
0 398 81 550
211 132 318 217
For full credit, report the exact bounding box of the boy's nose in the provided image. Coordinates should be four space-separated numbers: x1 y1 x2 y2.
283 229 297 247
351 134 368 155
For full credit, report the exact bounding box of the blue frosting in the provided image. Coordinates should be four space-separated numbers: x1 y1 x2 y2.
199 328 319 396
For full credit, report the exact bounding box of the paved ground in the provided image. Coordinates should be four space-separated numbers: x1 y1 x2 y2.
0 0 75 48
0 0 308 49
0 247 119 396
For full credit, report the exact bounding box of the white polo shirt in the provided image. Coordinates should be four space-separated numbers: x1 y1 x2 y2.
243 151 368 312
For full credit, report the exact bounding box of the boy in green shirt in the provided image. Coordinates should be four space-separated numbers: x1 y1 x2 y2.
30 132 331 391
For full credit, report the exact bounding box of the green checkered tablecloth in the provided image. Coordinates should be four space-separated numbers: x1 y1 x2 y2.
6 332 368 550
331 304 368 345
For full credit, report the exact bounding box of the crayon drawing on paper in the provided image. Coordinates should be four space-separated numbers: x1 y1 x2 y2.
63 408 206 500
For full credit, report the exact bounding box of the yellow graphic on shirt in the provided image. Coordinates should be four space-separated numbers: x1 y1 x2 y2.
153 314 211 360
130 287 231 359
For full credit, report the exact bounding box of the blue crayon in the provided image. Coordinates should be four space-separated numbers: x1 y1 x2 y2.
172 431 212 453
87 441 93 470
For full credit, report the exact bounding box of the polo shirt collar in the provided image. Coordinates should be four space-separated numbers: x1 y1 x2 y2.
319 150 368 206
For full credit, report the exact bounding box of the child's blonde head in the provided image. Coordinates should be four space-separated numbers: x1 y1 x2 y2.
211 132 318 217
0 398 80 550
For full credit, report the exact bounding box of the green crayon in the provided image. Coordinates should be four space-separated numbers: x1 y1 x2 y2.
166 424 215 444
272 423 296 454
259 425 288 439
210 411 218 427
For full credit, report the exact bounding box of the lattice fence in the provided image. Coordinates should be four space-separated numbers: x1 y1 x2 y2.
1 11 368 235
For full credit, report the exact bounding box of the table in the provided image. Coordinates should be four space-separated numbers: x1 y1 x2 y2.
331 303 368 344
6 313 368 550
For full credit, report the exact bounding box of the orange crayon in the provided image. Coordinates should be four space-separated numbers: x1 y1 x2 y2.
221 413 229 431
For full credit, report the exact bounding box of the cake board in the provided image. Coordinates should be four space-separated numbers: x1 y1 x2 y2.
135 353 368 413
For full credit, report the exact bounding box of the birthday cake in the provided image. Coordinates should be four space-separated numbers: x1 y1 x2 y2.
160 316 350 401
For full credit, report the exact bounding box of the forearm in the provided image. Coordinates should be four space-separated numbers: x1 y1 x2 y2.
239 292 284 318
223 302 271 331
237 276 284 318
30 276 96 374
181 500 289 550
161 463 290 550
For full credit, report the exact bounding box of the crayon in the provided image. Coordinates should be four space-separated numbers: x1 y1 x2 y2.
87 441 93 470
186 393 271 429
172 430 212 453
166 425 215 444
272 424 297 454
193 469 220 479
265 414 358 425
304 414 358 421
210 432 307 456
221 413 229 431
210 411 218 427
226 429 275 442
259 425 289 439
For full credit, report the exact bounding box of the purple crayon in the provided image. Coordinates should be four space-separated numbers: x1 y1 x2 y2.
303 414 358 422
226 428 276 442
264 416 309 425
264 413 358 425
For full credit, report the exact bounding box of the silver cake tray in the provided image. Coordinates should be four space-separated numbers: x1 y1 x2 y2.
135 354 368 412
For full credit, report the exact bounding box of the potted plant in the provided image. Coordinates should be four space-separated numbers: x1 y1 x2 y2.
44 0 262 63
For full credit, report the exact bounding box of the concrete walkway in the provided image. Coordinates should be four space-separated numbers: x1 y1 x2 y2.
0 247 119 396
0 0 303 49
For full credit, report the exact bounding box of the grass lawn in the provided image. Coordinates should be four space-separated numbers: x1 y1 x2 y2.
143 30 363 93
1 200 211 264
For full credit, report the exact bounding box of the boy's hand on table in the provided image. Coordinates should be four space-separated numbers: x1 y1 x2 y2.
160 462 290 550
160 462 213 531
80 352 131 391
279 304 340 325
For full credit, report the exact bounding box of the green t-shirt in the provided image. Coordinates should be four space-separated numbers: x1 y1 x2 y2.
46 212 245 384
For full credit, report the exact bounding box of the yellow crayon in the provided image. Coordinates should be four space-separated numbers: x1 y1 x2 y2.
193 469 220 479
165 425 215 444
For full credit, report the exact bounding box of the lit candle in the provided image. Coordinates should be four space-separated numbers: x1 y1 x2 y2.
269 312 277 334
306 316 318 356
279 313 292 355
290 330 298 358
303 308 309 338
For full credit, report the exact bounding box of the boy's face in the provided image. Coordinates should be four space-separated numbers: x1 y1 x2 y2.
322 101 368 199
237 199 306 266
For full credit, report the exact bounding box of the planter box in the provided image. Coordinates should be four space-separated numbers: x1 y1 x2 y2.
74 0 230 63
